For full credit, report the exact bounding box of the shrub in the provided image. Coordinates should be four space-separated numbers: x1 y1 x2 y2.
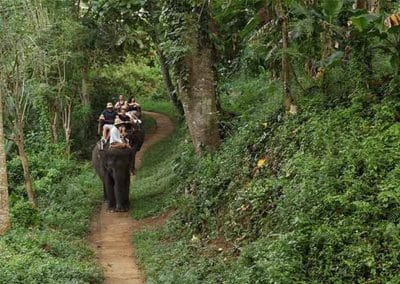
0 164 103 283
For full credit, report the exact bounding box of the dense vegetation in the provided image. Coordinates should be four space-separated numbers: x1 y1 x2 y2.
130 1 400 283
1 160 103 283
0 0 166 282
1 0 400 283
134 70 400 282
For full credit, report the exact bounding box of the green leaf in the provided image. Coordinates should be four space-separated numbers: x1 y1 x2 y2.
324 50 344 67
239 14 262 39
322 0 343 21
291 2 311 17
374 16 386 34
351 13 381 32
351 15 370 31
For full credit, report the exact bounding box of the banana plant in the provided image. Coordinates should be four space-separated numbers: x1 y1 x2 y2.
291 0 345 68
351 11 400 78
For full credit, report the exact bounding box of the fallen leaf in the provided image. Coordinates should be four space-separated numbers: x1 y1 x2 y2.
257 158 267 168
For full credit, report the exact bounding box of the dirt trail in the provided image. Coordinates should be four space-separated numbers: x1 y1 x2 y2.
89 112 176 284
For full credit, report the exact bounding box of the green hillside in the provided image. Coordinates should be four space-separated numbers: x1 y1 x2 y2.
134 71 400 283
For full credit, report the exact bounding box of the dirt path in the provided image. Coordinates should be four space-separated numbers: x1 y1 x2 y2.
89 112 176 284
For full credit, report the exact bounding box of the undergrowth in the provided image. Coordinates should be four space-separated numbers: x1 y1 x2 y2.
133 70 400 283
138 97 179 122
141 113 157 135
130 129 182 219
0 163 103 283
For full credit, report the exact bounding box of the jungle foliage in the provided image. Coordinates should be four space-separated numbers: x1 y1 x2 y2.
131 1 400 283
0 161 103 283
135 69 400 283
1 0 400 283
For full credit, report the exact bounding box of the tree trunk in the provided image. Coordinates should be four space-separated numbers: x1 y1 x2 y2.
157 48 184 117
0 89 10 235
15 138 35 206
14 114 35 207
76 0 81 19
60 100 72 156
275 0 297 114
178 44 220 155
64 127 71 155
321 22 332 59
81 66 90 107
56 59 72 155
355 0 367 9
370 0 379 13
11 53 35 206
51 112 58 144
165 2 220 154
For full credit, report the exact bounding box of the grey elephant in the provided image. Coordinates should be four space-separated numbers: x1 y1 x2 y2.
92 123 144 212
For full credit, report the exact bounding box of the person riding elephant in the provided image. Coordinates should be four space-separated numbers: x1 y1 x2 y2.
99 102 117 141
114 95 126 113
92 117 143 212
115 108 144 151
127 97 142 118
109 117 130 148
118 105 132 131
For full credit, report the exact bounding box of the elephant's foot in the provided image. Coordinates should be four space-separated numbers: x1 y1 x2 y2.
115 204 129 212
115 208 127 212
107 205 116 212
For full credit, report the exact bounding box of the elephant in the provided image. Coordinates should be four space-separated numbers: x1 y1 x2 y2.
92 123 144 212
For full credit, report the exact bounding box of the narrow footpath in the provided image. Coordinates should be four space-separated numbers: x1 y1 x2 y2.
88 112 176 284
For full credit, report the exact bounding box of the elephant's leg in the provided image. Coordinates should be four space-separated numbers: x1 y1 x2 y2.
103 183 107 201
114 171 130 212
129 151 136 175
104 171 116 210
121 182 130 211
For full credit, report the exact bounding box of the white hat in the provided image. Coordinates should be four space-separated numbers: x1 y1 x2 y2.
114 117 124 126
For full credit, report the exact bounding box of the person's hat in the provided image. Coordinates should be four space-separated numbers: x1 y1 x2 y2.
106 102 113 108
114 117 124 126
